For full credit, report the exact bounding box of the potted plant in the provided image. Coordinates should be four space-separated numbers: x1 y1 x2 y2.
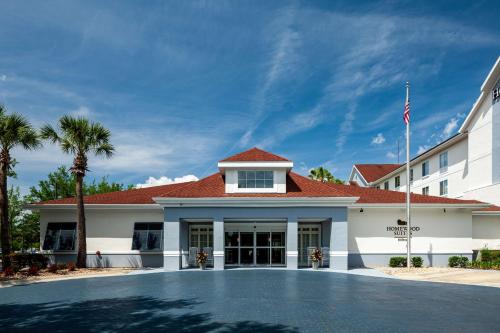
196 251 208 270
310 248 322 270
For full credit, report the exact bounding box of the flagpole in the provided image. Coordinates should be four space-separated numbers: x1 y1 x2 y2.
405 82 411 270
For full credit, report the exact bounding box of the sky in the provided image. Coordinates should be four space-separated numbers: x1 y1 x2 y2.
1 1 500 193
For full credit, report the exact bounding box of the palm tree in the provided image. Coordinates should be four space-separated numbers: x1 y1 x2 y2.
41 116 114 268
0 106 41 269
309 167 343 184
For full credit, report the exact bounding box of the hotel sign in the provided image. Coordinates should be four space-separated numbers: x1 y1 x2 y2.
493 85 500 104
386 219 420 241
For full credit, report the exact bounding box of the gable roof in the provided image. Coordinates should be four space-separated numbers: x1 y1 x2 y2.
354 164 402 183
157 172 348 198
220 147 290 162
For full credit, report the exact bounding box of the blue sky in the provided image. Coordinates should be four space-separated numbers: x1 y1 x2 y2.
1 1 500 192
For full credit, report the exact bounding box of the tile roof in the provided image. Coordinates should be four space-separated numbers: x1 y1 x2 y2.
220 147 290 162
35 182 194 205
158 172 347 198
354 164 402 183
326 183 483 205
34 172 485 206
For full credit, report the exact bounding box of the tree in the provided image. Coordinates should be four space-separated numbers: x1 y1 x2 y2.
9 186 40 251
309 167 344 184
41 116 114 268
28 166 132 202
0 106 41 269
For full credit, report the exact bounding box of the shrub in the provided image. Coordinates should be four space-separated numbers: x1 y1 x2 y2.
7 253 48 271
3 267 15 277
468 260 481 269
26 266 39 276
67 262 76 271
411 256 423 268
57 263 67 270
47 264 58 273
389 256 407 267
449 256 469 268
480 249 500 263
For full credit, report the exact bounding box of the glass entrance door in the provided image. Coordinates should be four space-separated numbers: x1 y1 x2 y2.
298 225 321 266
224 224 286 267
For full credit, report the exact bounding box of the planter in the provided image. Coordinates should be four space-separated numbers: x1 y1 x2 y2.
199 263 206 270
312 261 319 270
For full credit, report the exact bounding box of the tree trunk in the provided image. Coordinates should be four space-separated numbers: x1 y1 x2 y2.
75 173 87 268
0 155 11 270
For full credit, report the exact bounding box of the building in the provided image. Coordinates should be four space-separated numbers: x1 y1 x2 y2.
350 57 500 205
349 57 500 254
29 147 498 269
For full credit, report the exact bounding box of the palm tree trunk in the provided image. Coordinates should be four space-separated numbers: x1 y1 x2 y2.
0 159 12 269
75 173 87 268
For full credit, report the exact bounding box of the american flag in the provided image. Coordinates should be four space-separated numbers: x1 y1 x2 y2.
403 91 410 125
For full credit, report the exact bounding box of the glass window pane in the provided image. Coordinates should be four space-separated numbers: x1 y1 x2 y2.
238 179 246 188
240 232 253 246
240 248 253 264
264 171 273 180
271 232 285 247
148 223 162 230
43 228 58 250
238 171 246 180
256 180 265 188
256 248 270 265
256 171 265 179
147 230 162 250
256 232 270 246
225 232 239 246
272 248 285 265
225 248 239 265
246 171 256 180
264 179 273 188
247 179 256 188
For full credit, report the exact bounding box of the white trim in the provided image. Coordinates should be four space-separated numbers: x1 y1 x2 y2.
163 250 181 256
472 210 500 216
153 197 359 207
349 203 489 209
213 250 224 256
286 251 298 256
27 204 161 210
218 161 293 170
329 250 348 256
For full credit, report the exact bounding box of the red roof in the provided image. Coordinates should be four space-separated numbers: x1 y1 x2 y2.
36 182 194 205
220 147 290 162
159 172 347 198
475 205 500 212
326 183 483 205
34 172 485 206
354 164 402 183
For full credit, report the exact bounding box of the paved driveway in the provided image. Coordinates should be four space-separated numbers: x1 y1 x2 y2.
0 270 499 332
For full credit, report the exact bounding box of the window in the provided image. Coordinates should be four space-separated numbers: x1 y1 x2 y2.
422 186 429 196
376 185 380 189
395 176 400 188
422 161 429 177
43 223 76 251
384 181 389 190
410 169 414 182
238 170 273 188
132 223 163 251
440 179 448 196
439 152 448 171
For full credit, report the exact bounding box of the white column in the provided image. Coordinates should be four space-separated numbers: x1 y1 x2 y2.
286 217 298 269
213 216 224 270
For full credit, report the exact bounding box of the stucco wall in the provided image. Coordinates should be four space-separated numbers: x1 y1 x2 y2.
472 215 500 250
348 207 473 266
39 208 164 267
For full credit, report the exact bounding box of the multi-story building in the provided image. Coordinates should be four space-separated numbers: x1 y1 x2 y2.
350 57 500 207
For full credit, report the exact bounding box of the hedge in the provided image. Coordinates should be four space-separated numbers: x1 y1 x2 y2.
389 256 423 268
448 256 469 268
480 249 500 263
7 253 49 271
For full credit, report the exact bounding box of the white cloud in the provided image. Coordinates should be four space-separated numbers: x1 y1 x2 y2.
136 174 198 188
441 113 466 139
371 133 386 145
417 145 430 155
0 75 6 81
336 105 356 153
70 106 92 117
386 151 397 159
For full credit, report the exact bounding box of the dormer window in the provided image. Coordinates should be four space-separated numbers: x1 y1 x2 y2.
238 171 273 189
